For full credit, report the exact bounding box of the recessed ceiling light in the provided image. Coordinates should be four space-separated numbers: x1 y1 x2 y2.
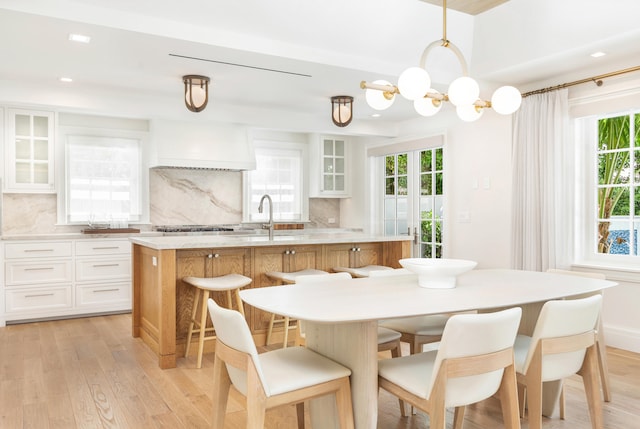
59 77 73 82
590 51 606 58
69 33 91 43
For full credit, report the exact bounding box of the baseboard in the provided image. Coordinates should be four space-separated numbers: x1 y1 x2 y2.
605 324 640 353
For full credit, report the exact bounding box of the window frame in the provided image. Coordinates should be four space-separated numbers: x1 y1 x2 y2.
574 110 639 268
56 126 149 226
242 139 309 223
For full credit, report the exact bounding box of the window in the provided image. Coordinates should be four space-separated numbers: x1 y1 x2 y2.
64 135 142 223
595 113 639 256
243 141 308 222
381 146 444 258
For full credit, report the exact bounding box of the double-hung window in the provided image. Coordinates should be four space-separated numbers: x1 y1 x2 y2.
243 141 308 222
576 110 639 264
63 135 142 224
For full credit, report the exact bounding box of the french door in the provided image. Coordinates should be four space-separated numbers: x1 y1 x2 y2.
382 147 444 258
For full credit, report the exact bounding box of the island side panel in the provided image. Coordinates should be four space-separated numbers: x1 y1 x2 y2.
133 244 177 369
382 239 412 267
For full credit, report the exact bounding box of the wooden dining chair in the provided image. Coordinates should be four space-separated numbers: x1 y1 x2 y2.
546 268 611 403
513 295 603 429
372 268 450 354
208 298 355 429
378 307 522 429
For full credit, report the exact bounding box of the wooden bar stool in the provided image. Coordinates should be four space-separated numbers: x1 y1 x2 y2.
332 264 393 278
183 274 252 368
264 269 328 348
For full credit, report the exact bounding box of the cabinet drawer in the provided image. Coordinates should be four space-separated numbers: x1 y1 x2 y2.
75 240 131 256
76 282 131 307
5 241 72 259
76 258 131 282
5 260 73 286
5 285 73 313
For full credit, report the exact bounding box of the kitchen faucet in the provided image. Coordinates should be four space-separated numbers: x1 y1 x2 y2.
258 194 274 240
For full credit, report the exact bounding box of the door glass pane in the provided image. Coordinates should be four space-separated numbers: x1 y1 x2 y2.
397 197 407 219
335 175 344 191
15 114 30 136
335 140 344 156
421 174 432 195
385 198 396 219
335 158 344 174
385 155 395 176
421 151 432 172
434 195 445 219
398 176 408 195
33 115 49 138
385 220 396 235
435 148 443 170
435 172 443 195
386 177 395 195
398 154 407 175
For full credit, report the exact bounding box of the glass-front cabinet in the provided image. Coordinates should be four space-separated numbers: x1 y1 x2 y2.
310 135 350 197
5 108 55 192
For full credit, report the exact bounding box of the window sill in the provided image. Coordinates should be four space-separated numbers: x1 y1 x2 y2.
571 261 640 284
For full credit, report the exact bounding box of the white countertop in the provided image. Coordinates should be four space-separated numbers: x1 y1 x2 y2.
2 231 162 241
129 232 412 250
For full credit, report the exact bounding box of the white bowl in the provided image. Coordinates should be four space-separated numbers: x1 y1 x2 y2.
399 258 477 289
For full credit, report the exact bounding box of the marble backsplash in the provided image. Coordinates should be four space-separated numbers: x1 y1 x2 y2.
1 168 340 235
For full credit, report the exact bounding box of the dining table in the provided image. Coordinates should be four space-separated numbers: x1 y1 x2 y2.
239 268 616 429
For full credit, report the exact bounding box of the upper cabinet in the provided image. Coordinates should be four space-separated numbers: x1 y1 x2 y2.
5 108 55 193
309 135 350 198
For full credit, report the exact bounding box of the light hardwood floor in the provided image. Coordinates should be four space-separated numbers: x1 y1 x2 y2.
0 313 638 428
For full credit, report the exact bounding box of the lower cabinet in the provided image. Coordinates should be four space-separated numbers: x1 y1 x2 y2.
3 238 132 323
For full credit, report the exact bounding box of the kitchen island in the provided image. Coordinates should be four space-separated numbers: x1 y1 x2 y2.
129 233 412 369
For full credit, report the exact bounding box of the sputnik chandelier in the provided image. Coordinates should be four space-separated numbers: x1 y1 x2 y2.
360 0 522 121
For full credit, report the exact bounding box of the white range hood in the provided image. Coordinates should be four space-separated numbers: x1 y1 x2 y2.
149 119 256 171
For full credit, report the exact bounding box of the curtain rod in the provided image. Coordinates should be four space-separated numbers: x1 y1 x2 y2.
521 65 640 98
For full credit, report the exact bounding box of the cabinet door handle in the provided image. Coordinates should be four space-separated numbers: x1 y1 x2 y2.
24 267 55 271
92 246 120 250
92 263 120 268
356 247 361 252
25 293 55 298
92 288 120 293
290 250 296 255
284 250 291 255
24 249 54 253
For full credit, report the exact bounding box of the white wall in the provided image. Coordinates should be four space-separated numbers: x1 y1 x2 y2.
345 107 514 268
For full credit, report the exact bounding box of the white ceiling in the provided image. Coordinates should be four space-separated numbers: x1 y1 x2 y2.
1 0 640 135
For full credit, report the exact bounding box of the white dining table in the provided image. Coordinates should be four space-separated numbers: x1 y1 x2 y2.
240 268 616 429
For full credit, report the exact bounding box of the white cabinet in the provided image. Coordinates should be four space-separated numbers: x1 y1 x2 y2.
2 238 132 323
75 239 131 310
309 135 350 198
4 240 73 318
4 108 55 193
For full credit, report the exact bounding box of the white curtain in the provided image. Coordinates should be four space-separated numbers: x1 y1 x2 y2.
511 89 571 271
